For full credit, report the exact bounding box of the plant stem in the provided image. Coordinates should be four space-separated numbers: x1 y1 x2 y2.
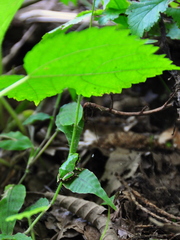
25 96 83 232
24 181 63 235
0 97 26 134
69 95 82 154
45 93 61 140
18 130 58 184
28 217 36 240
28 93 61 162
19 93 61 183
30 130 58 165
0 100 4 130
0 158 11 167
89 0 95 28
99 206 110 240
49 181 63 206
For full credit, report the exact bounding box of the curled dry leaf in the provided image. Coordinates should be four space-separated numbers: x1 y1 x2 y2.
45 192 118 240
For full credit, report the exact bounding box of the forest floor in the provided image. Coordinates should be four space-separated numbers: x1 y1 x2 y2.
1 0 180 239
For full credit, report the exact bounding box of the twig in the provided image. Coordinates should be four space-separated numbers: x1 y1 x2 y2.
83 93 174 117
131 188 180 221
120 179 180 226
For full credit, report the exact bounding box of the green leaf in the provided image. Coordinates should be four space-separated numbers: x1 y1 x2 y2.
101 195 115 205
127 0 173 37
6 207 48 221
114 15 128 28
12 233 32 240
57 119 84 150
166 8 180 28
0 0 24 45
6 198 49 221
98 9 123 25
58 124 73 144
23 112 51 125
169 0 180 7
103 0 110 8
25 198 49 211
59 0 77 5
64 169 116 210
106 0 130 10
99 0 128 24
56 102 83 126
61 10 103 29
0 185 26 235
68 88 77 101
150 20 180 40
61 12 92 29
55 102 84 150
0 233 32 240
167 22 180 39
0 131 33 150
0 27 180 104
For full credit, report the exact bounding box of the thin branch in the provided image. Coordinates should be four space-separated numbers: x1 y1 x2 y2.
83 93 174 117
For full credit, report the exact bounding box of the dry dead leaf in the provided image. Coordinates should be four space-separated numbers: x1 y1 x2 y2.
45 192 119 240
101 148 141 195
45 208 80 239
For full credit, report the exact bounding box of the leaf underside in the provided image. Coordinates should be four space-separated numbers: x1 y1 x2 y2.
0 27 179 104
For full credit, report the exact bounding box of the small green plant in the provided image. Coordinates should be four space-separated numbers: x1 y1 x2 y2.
0 184 49 240
0 184 30 240
0 0 180 239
